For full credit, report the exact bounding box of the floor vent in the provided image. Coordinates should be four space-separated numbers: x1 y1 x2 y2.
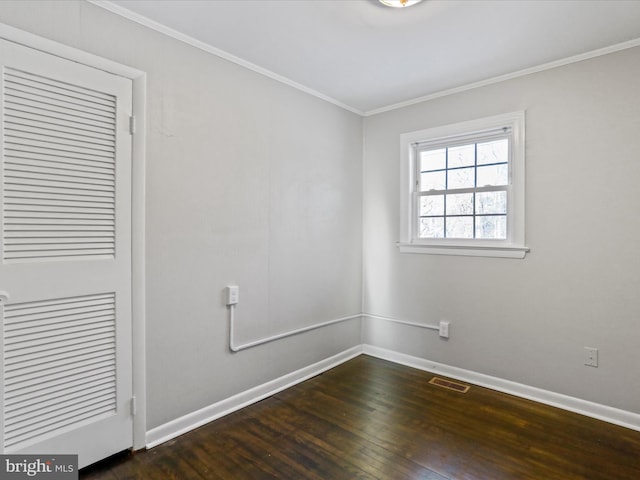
429 377 470 393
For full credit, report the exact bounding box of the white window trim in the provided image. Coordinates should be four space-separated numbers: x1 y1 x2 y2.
398 111 528 259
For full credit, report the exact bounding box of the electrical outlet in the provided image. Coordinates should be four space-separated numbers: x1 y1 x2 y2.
226 285 239 305
584 347 598 367
439 321 450 339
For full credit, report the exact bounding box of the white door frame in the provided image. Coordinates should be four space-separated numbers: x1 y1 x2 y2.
0 23 147 450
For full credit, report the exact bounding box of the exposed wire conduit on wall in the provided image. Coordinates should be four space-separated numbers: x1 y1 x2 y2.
227 304 361 352
362 313 440 331
226 295 440 352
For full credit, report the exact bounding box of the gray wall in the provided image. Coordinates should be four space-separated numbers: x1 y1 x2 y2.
0 0 363 429
2 0 638 434
363 47 640 413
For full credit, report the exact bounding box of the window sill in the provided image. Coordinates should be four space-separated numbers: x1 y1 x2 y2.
397 242 529 259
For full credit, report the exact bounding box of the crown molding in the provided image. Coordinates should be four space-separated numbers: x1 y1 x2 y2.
88 0 364 116
89 1 640 118
364 37 640 116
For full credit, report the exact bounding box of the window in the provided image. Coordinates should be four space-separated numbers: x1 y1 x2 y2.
398 112 528 258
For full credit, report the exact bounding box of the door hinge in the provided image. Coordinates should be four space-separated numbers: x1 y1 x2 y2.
129 115 136 135
130 396 137 416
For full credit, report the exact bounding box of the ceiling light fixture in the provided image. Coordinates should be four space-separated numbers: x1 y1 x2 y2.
379 0 423 7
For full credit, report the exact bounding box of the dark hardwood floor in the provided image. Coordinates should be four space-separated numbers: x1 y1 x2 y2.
81 355 640 479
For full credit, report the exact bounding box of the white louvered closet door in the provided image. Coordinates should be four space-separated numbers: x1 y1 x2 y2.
0 39 133 468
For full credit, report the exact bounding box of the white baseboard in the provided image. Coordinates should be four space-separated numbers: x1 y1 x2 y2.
146 342 640 449
145 345 363 448
363 344 640 433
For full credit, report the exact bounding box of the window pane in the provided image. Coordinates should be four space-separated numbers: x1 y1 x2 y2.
477 164 508 186
420 171 446 191
446 216 473 238
447 167 475 189
420 148 446 171
476 215 507 239
476 191 507 214
420 195 444 216
448 144 475 168
477 138 508 165
420 217 444 238
446 193 473 215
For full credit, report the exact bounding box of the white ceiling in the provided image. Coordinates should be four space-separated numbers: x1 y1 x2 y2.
99 0 640 115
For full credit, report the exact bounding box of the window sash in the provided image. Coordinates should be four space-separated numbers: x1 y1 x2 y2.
413 189 510 240
411 134 512 242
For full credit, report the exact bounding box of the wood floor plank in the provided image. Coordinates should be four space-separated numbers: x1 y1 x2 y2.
81 355 640 479
258 397 448 480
